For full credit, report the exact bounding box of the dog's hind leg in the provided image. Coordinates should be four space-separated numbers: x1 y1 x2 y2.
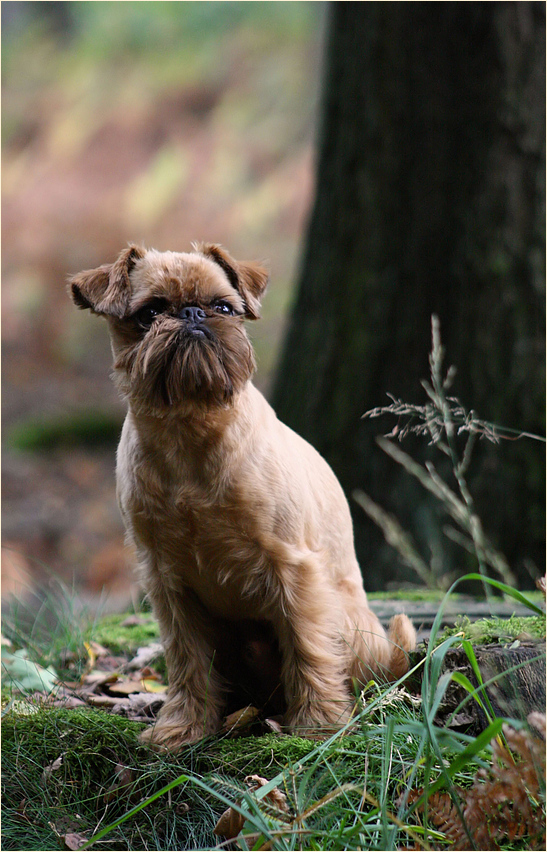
267 552 353 733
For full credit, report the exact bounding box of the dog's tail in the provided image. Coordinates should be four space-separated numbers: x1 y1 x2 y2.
386 613 416 679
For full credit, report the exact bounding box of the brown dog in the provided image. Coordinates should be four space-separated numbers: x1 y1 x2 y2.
69 243 415 749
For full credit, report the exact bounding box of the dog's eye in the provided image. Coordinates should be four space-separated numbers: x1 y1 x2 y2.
212 300 235 316
133 299 168 328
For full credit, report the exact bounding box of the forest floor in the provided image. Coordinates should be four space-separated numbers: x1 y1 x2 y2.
2 598 545 851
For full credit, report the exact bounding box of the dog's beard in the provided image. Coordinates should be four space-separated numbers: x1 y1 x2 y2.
113 318 256 413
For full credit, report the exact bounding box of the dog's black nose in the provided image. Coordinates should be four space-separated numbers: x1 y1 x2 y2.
180 306 206 324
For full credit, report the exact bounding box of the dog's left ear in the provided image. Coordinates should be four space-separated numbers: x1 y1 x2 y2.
194 242 269 319
68 245 146 317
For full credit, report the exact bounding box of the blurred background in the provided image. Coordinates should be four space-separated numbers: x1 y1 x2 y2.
2 1 325 609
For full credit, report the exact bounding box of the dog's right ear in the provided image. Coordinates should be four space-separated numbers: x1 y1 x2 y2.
193 242 268 320
68 245 145 317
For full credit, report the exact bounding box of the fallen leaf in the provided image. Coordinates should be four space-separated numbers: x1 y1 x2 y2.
127 691 166 714
222 706 260 731
138 666 165 682
139 666 157 678
87 640 110 657
84 653 126 673
63 832 88 850
42 755 64 783
213 775 289 840
81 670 119 688
83 641 97 669
127 642 164 671
245 775 289 813
264 717 284 734
107 678 148 696
14 798 31 824
141 678 167 693
53 695 87 710
2 648 58 693
103 763 137 803
213 805 245 839
86 694 126 707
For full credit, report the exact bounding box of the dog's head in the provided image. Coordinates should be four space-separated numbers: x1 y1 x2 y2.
69 243 268 413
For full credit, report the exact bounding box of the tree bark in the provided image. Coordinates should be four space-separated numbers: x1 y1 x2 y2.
406 642 546 734
273 2 545 589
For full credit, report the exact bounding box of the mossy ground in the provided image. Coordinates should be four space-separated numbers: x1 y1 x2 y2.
1 700 420 851
92 613 160 655
2 705 217 850
3 604 544 850
368 588 456 602
436 614 546 646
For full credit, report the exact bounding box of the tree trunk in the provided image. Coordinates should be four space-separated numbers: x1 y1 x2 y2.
273 2 545 589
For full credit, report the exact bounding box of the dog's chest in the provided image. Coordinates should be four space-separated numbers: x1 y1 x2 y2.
122 451 270 618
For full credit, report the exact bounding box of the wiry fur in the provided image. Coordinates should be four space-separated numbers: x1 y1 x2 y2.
69 242 416 749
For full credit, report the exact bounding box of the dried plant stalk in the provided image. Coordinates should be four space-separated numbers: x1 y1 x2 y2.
361 315 520 587
353 489 448 589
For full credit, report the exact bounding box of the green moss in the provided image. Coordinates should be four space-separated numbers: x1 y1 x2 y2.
2 707 145 849
1 705 359 850
437 614 546 646
1 705 218 850
200 732 317 778
92 613 161 655
1 693 490 851
7 410 123 452
368 588 459 602
2 705 146 776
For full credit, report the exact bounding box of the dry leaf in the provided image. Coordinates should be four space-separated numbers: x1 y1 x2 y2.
214 775 289 840
107 678 149 696
213 805 246 839
222 705 260 731
62 832 88 850
53 695 87 710
103 763 137 803
86 694 126 707
139 666 161 679
86 640 110 657
141 678 167 693
405 712 546 850
127 691 166 713
127 642 164 671
106 676 166 696
245 775 289 813
14 798 31 824
264 717 284 734
42 755 64 783
81 670 119 688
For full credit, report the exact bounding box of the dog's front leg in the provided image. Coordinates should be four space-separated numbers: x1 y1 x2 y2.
269 555 352 734
140 576 224 750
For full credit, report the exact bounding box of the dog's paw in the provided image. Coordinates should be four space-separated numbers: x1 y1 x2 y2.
139 719 208 751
